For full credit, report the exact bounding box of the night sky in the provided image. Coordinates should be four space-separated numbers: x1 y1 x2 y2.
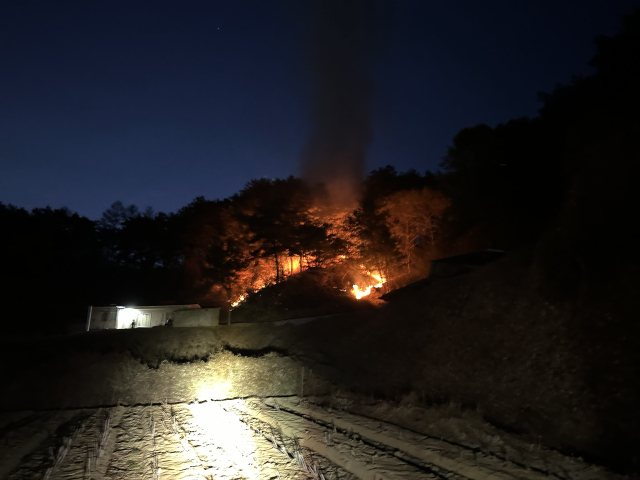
1 0 637 220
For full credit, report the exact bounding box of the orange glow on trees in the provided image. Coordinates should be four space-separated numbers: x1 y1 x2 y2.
379 187 450 277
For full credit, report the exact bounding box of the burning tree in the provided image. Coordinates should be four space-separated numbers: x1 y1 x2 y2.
236 177 346 282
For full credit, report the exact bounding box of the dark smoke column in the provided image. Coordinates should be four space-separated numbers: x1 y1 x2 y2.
302 0 383 209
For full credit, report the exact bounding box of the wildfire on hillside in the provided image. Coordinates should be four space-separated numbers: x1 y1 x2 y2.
228 256 312 308
226 207 390 308
228 254 386 308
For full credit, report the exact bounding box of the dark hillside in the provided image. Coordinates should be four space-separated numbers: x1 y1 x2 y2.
270 247 639 471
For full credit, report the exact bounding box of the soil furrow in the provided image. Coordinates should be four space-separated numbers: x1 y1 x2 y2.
2 410 81 480
232 398 441 480
276 397 549 480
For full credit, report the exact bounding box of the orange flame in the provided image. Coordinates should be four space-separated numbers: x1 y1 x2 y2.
352 271 385 299
231 294 246 308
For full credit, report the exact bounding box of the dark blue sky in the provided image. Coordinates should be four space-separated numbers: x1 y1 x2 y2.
1 0 637 219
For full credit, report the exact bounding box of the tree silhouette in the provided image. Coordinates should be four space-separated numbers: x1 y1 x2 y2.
97 201 139 230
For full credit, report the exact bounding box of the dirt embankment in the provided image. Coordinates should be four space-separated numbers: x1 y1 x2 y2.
0 329 309 410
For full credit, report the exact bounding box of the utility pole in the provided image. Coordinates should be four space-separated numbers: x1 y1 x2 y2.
85 306 93 331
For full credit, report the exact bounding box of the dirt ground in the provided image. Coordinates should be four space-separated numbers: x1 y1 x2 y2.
0 396 626 480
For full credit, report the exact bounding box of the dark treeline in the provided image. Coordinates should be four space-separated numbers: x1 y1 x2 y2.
1 8 638 334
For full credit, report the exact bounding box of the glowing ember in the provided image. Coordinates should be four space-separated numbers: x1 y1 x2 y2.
231 282 269 308
231 294 246 308
352 271 385 299
284 256 302 275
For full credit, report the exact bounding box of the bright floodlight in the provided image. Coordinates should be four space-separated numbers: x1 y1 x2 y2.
118 307 140 328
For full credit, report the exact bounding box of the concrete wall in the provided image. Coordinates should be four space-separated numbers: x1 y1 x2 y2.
88 306 118 330
173 308 220 327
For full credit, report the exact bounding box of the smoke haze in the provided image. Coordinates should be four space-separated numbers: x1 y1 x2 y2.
302 0 384 209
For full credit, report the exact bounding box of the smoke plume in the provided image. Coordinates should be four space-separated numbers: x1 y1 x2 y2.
302 0 383 209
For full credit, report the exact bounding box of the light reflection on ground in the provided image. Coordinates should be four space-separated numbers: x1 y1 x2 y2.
186 401 262 478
